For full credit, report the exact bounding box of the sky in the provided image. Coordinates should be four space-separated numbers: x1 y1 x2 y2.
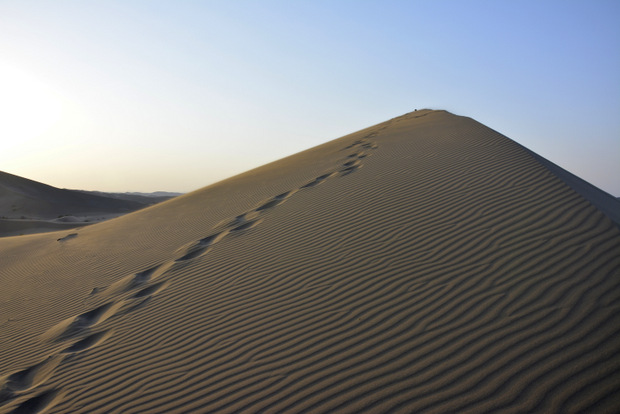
1 0 619 195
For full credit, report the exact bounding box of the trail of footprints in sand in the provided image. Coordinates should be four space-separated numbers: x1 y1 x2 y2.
0 134 379 414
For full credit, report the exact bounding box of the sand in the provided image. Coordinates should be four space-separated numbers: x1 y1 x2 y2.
0 171 175 237
0 110 618 413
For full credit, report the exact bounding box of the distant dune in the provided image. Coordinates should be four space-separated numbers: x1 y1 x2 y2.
0 171 179 237
0 110 618 413
75 190 182 205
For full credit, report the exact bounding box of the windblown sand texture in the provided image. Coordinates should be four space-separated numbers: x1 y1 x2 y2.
1 110 619 413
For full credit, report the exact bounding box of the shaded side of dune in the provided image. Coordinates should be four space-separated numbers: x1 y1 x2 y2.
0 170 146 220
525 150 620 225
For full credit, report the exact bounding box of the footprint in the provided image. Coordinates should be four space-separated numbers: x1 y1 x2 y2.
103 264 164 295
62 330 112 354
116 282 168 314
7 388 65 414
198 231 228 247
301 172 334 189
230 219 262 232
340 164 360 175
0 356 63 396
274 190 295 200
197 231 229 247
340 158 362 175
56 233 77 242
342 159 361 168
118 297 152 314
176 231 228 262
131 281 168 299
255 190 296 212
175 246 209 262
301 180 321 188
0 389 14 405
361 142 378 150
255 199 283 211
0 356 64 406
217 212 260 229
344 137 378 150
343 139 366 150
73 303 122 326
89 287 105 295
317 172 335 181
347 151 367 159
41 302 123 341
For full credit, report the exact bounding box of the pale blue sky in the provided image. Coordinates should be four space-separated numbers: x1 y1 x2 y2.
1 0 619 194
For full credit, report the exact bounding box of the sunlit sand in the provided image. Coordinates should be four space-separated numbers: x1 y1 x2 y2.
1 110 618 413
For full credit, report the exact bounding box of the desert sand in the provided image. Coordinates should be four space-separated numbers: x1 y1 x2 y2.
0 110 618 413
0 172 178 237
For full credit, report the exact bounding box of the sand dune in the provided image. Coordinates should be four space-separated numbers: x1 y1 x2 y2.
0 172 179 237
0 110 618 413
0 171 147 219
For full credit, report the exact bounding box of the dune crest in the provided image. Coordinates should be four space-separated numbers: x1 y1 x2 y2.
0 110 618 413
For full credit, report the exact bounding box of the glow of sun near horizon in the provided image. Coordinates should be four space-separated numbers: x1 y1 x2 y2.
0 64 64 148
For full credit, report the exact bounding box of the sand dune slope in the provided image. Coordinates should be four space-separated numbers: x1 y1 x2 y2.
0 110 618 413
0 171 146 220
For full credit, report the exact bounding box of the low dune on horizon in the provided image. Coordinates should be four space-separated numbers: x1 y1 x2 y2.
0 172 180 237
1 109 619 413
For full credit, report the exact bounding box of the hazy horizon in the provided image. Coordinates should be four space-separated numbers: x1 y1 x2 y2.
1 1 619 195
